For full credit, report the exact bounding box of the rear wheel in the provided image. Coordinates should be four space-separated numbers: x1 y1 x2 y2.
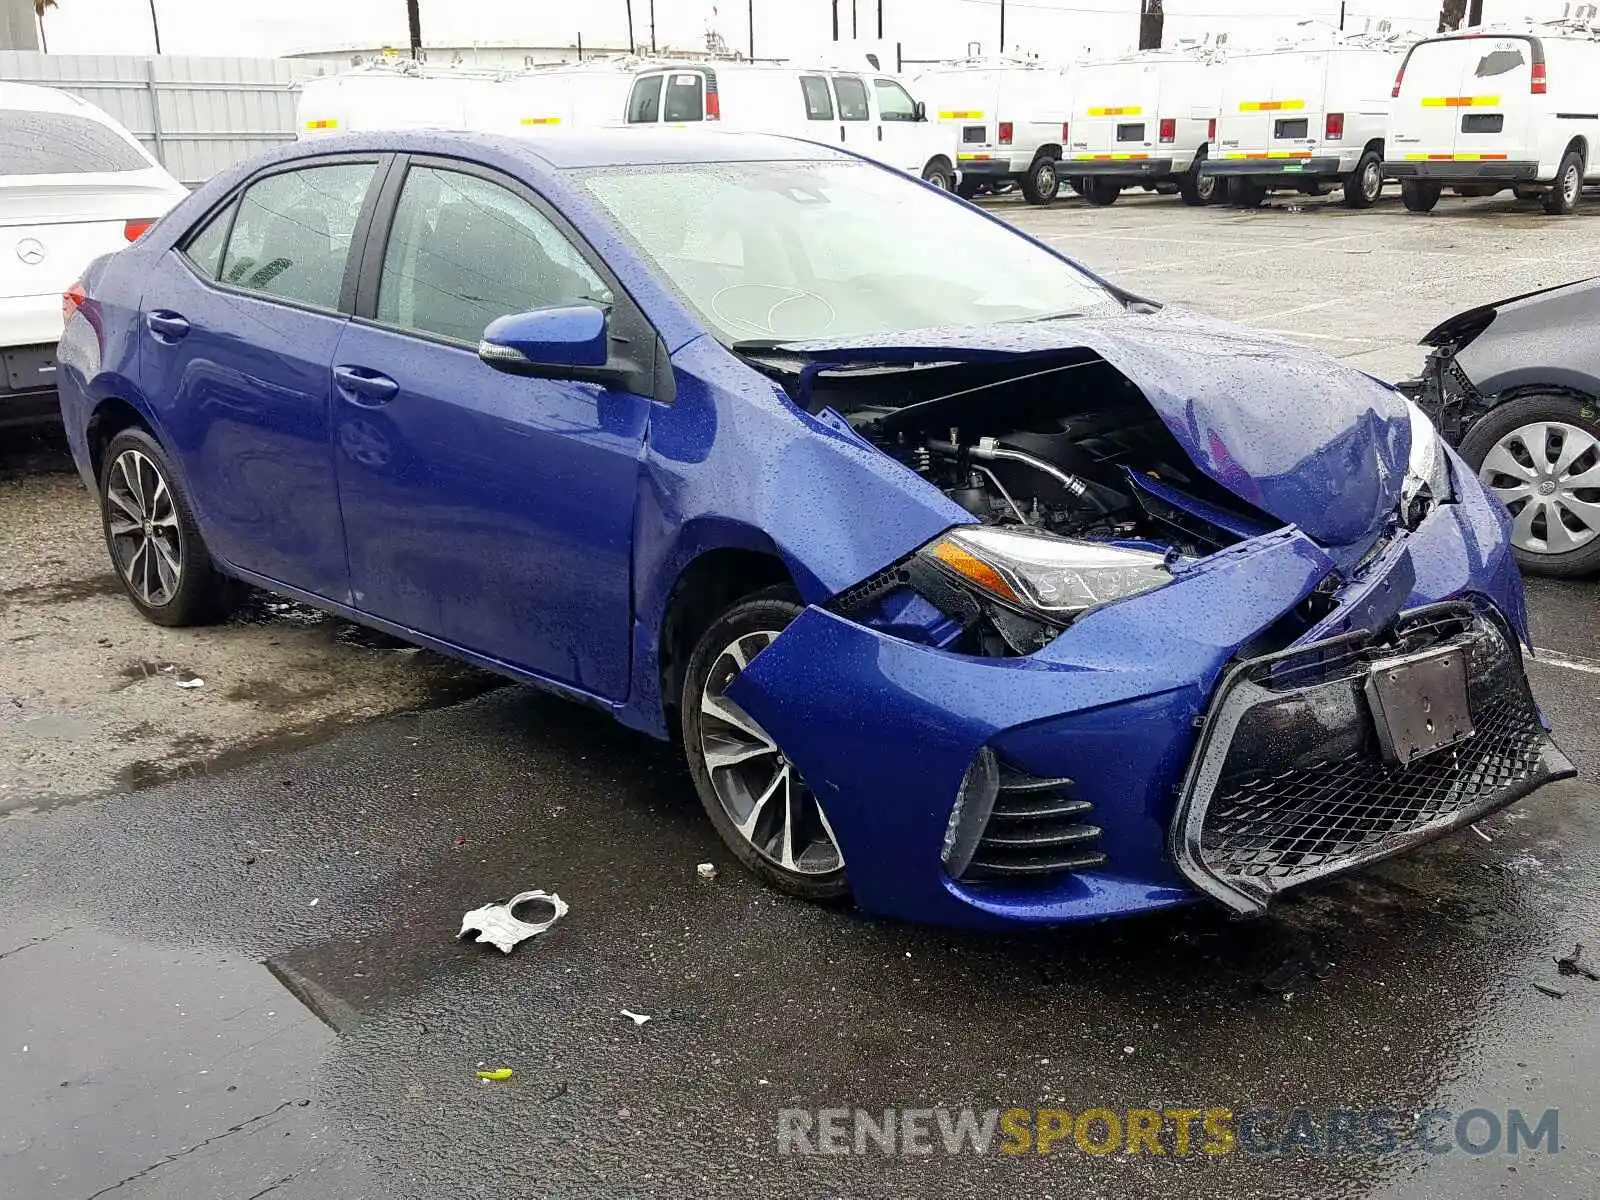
1544 150 1583 215
1178 153 1214 205
1019 155 1060 205
1081 177 1121 206
1459 392 1600 578
1228 177 1267 208
99 427 235 626
1343 149 1384 208
956 177 982 199
1513 184 1542 202
681 589 849 901
1400 179 1442 213
921 159 955 192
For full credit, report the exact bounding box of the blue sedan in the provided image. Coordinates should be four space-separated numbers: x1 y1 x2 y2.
56 129 1572 928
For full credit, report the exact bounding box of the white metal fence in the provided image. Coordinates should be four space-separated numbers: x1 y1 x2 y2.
0 52 334 185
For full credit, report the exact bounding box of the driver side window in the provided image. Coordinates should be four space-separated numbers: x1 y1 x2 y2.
375 165 611 346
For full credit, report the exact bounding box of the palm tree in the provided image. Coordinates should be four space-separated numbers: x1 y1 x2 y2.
34 0 56 53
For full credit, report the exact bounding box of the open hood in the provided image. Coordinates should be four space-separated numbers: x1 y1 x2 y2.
783 308 1409 550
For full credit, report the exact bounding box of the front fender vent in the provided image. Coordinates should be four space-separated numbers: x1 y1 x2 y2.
961 767 1107 879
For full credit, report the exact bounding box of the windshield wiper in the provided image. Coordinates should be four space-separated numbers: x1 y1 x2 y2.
730 338 802 352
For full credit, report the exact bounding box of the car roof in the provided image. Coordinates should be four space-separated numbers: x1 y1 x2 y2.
0 81 116 120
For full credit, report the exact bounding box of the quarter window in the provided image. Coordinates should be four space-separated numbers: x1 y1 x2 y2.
833 76 870 121
375 165 611 346
663 73 704 122
627 76 663 123
218 162 375 309
800 75 835 121
181 200 234 279
873 78 918 122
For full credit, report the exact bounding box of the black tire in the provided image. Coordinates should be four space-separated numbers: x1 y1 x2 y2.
1343 149 1384 208
1081 177 1121 206
680 587 850 901
1513 184 1542 202
956 177 982 199
1400 179 1442 213
921 159 955 192
1228 177 1267 208
99 426 236 627
1019 155 1060 205
1544 150 1583 215
1458 392 1600 578
1178 153 1215 205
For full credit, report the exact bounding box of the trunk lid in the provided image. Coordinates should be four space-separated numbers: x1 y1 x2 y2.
1 173 180 301
784 309 1409 550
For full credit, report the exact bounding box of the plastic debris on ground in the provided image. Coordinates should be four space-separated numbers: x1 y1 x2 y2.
1533 982 1568 999
1557 942 1600 981
459 889 568 954
696 863 717 881
176 677 204 689
476 1067 514 1081
620 1009 652 1026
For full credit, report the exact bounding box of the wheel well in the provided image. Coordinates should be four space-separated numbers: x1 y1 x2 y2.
925 154 953 175
1364 137 1384 158
1035 144 1062 162
85 398 153 482
658 549 795 719
1563 136 1587 167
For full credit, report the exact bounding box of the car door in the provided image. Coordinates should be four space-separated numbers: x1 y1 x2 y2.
798 72 841 146
831 74 874 159
328 157 650 698
871 76 923 172
138 155 382 600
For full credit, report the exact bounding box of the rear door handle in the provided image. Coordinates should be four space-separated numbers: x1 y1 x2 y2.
333 364 399 406
146 310 190 341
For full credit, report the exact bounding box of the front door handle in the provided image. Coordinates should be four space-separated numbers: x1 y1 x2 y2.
146 310 190 341
333 364 399 406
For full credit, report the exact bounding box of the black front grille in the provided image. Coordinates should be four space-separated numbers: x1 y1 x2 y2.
963 768 1106 880
1172 604 1574 913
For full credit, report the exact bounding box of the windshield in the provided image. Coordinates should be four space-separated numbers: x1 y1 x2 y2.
576 159 1113 343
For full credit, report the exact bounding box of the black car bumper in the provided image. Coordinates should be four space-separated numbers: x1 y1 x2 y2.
1201 156 1342 178
955 158 1016 178
1385 159 1540 182
2 343 60 428
1064 157 1175 178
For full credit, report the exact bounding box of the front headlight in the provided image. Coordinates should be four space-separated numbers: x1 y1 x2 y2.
1402 397 1454 515
918 526 1172 624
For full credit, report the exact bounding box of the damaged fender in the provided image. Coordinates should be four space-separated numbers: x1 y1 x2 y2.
727 527 1335 927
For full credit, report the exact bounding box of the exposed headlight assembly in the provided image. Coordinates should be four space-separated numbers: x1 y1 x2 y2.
918 525 1173 627
1401 397 1454 523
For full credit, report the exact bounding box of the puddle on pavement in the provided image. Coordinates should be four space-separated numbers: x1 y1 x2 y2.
0 574 124 605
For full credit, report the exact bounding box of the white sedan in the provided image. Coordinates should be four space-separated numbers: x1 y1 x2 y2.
2 82 188 428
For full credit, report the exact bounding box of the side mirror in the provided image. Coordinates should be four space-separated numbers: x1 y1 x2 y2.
479 304 609 374
914 99 927 122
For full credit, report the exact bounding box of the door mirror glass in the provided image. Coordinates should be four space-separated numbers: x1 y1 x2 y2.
479 304 609 374
914 99 927 122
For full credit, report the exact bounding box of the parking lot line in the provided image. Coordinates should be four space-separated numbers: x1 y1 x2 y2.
1530 647 1600 675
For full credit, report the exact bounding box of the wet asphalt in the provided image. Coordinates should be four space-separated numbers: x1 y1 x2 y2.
5 199 1600 1199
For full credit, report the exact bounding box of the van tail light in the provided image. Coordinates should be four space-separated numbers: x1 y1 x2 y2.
124 218 156 242
706 88 721 119
1061 121 1070 142
1207 117 1216 140
1159 117 1176 143
1325 112 1345 141
63 282 87 325
998 121 1014 144
1392 64 1406 98
1532 62 1547 95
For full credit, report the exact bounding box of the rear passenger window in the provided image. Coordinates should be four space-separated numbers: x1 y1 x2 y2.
181 200 234 279
874 79 918 122
0 109 150 175
663 73 704 122
218 162 375 309
627 76 663 123
376 165 611 346
833 76 870 121
800 75 834 121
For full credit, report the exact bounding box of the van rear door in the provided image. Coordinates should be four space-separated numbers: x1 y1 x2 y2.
1071 61 1158 165
1390 38 1482 164
1259 50 1325 166
1451 36 1536 165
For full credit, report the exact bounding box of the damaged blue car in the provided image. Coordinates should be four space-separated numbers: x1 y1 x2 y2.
56 129 1572 928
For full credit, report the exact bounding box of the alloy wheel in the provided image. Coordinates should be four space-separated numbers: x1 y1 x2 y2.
1564 163 1581 206
1479 420 1600 555
1197 172 1215 201
697 630 844 876
106 448 183 606
1036 161 1057 193
1363 160 1382 202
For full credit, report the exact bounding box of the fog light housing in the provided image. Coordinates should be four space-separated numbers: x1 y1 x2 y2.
942 747 1000 877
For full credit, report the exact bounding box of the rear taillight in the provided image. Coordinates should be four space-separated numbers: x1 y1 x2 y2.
1159 117 1176 143
998 121 1014 144
63 282 87 325
1532 62 1547 95
1392 64 1406 98
1207 117 1216 140
1061 121 1070 142
706 88 721 119
1325 112 1345 141
124 218 156 242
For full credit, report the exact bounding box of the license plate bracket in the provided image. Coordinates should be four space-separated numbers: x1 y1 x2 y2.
1363 645 1474 766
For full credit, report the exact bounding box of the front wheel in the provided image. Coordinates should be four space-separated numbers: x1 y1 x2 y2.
1081 177 1121 206
1459 393 1600 578
681 589 850 900
1019 155 1060 205
1400 179 1442 213
1343 150 1384 208
1544 151 1583 215
1228 177 1267 208
921 159 955 192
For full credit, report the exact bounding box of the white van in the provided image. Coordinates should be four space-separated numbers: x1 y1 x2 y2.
622 63 961 189
298 63 502 138
1063 48 1223 206
910 58 1073 204
1202 27 1410 208
1384 18 1600 215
